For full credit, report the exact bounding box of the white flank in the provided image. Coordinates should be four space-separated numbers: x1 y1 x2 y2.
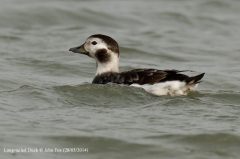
131 81 198 96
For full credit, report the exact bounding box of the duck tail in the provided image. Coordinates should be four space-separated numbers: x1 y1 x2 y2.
185 73 205 84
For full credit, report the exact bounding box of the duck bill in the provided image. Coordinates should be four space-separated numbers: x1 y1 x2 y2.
69 44 89 55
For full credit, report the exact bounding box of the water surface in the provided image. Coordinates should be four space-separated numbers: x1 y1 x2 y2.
1 0 240 158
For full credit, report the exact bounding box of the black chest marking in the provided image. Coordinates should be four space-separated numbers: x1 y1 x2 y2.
92 72 118 84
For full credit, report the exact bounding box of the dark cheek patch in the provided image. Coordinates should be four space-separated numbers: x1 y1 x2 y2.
95 49 110 63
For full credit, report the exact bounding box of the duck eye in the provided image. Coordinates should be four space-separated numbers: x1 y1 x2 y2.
92 41 97 45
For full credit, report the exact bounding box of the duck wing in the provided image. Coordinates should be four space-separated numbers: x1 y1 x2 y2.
92 69 204 85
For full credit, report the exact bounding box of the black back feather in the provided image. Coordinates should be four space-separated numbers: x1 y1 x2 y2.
92 69 205 85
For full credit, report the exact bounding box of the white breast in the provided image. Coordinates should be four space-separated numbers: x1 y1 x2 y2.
131 81 198 96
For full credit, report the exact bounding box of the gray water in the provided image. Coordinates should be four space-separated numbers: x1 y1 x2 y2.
1 0 240 158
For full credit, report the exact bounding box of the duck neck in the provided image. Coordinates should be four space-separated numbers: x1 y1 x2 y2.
95 55 119 76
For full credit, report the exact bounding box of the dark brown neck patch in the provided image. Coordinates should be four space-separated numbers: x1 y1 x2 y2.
95 49 111 63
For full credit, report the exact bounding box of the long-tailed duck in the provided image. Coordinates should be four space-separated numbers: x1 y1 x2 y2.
69 34 204 96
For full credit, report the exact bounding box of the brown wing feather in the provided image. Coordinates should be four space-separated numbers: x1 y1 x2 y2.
92 69 204 85
111 69 167 85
